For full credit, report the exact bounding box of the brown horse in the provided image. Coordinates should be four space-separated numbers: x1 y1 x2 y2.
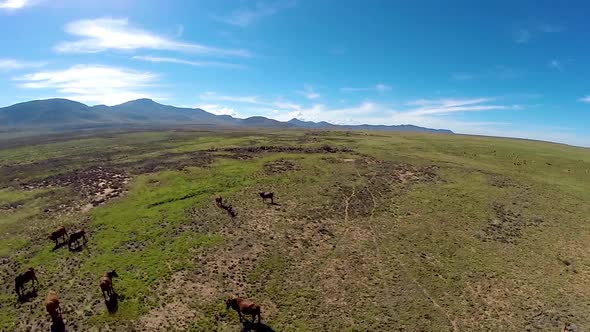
68 229 87 249
226 297 262 323
259 192 274 204
215 196 224 208
50 226 68 246
45 291 62 321
15 267 39 297
99 270 118 300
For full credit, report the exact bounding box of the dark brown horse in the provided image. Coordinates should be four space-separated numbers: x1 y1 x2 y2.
45 291 62 321
50 226 68 246
15 267 39 297
68 229 87 249
100 270 118 300
215 196 224 208
226 297 262 323
259 192 274 204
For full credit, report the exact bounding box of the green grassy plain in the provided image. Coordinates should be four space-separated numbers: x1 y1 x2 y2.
0 129 589 331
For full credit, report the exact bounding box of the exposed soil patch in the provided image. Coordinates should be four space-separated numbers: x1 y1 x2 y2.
210 144 352 155
263 159 301 174
362 158 440 185
489 175 522 189
118 151 212 174
0 200 24 211
137 301 199 332
479 203 544 244
21 166 130 212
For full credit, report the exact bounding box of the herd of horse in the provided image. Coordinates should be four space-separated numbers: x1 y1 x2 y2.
14 191 276 328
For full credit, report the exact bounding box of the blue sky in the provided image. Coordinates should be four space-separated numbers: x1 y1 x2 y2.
1 0 589 146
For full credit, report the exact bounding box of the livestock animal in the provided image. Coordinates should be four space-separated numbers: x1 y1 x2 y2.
258 192 274 204
215 196 224 208
68 229 87 249
15 267 38 297
99 270 118 300
50 226 68 246
226 297 262 323
45 291 62 320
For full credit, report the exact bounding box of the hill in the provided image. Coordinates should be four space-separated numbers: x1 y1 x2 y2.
0 98 453 134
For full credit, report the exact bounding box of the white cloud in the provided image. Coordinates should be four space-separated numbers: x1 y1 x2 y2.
215 0 297 27
578 96 590 103
375 84 392 92
296 84 320 100
341 83 391 93
14 64 159 105
538 24 565 33
55 18 250 57
0 0 30 10
549 59 562 70
0 58 45 72
514 29 531 43
200 91 262 104
404 98 518 116
198 104 239 117
451 73 474 80
132 55 245 69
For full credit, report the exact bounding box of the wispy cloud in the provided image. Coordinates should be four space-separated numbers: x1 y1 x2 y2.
0 58 45 72
200 91 263 105
513 23 565 44
197 104 239 117
451 73 474 80
14 64 159 105
549 59 562 71
404 98 516 116
538 24 565 33
514 29 532 43
55 18 251 57
341 83 391 93
0 0 32 10
578 96 590 103
296 84 320 100
215 0 297 27
132 55 246 69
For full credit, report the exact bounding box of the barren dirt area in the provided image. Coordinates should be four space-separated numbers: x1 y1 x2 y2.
1 129 589 331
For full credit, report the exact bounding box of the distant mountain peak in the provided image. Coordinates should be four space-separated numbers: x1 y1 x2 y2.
0 98 453 134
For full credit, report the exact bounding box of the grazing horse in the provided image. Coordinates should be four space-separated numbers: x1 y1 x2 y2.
99 270 118 300
225 204 237 218
68 229 87 249
45 291 62 321
15 267 39 297
226 297 262 323
50 226 68 246
215 196 224 208
259 192 274 204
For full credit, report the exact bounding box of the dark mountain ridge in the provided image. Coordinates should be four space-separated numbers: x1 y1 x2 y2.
0 98 453 134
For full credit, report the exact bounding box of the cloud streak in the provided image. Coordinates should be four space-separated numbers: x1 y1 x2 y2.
340 83 391 93
296 84 320 100
215 0 297 27
0 58 45 72
132 55 246 69
197 104 239 117
14 64 159 105
55 18 251 57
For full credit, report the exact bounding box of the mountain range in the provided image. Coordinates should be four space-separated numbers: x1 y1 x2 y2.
0 98 453 134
